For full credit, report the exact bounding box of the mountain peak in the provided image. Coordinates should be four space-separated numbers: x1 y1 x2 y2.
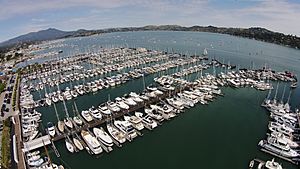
0 28 72 48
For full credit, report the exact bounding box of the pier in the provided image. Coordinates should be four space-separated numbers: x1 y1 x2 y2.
260 148 299 165
23 135 51 152
52 87 183 142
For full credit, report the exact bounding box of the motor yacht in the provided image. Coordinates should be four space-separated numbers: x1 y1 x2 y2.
107 123 126 143
124 115 144 131
64 118 73 129
145 107 164 122
270 131 299 148
135 112 157 130
107 101 121 113
98 103 112 116
123 97 137 106
81 130 103 154
264 158 283 169
81 110 93 122
258 138 299 158
89 107 102 120
93 127 114 147
73 137 84 151
65 139 74 153
57 121 65 133
114 120 138 139
47 122 55 137
115 97 130 110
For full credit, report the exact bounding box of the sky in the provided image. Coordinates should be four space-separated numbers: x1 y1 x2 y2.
0 0 300 42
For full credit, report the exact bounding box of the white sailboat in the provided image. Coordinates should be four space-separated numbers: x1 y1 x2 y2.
47 122 56 137
62 100 73 129
81 130 103 154
202 48 208 56
65 139 75 153
73 137 84 151
107 123 126 144
93 127 113 147
53 104 64 133
72 102 83 126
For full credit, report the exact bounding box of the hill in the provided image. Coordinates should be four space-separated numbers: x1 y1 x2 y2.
1 25 299 50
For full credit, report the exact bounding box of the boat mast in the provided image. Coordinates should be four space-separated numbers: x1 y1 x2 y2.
62 100 70 118
53 104 60 121
280 84 286 103
286 89 292 104
142 74 146 91
273 82 279 102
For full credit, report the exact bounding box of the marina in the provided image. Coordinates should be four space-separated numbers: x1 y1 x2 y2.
11 31 300 169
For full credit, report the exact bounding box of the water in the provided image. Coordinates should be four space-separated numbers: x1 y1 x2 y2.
29 31 300 169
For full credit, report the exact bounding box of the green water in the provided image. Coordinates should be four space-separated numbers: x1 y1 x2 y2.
31 31 300 169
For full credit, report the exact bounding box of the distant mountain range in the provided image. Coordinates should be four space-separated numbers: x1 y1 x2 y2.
1 25 300 50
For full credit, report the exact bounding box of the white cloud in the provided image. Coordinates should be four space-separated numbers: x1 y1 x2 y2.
1 0 300 41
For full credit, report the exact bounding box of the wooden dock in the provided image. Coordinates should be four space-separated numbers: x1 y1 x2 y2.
52 87 186 142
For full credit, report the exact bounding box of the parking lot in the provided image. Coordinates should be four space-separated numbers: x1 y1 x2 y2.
0 75 17 120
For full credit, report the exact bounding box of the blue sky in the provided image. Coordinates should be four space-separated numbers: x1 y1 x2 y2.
0 0 300 42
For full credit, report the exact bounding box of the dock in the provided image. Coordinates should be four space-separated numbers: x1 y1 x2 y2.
23 135 51 152
51 87 185 142
260 148 299 165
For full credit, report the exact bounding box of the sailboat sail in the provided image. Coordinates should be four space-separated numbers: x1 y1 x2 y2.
203 48 208 56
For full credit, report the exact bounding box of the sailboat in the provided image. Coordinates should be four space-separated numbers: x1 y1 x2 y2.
65 139 75 153
284 90 292 112
73 102 83 126
54 104 64 133
202 48 208 56
73 137 84 151
62 100 73 129
44 84 52 106
47 122 56 137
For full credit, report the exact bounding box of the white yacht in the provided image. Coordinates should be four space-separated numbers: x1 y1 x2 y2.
166 98 185 110
114 120 138 139
81 110 93 122
89 107 102 120
115 97 130 110
270 132 299 148
145 107 164 122
45 97 52 106
47 122 55 137
81 130 103 154
52 95 59 103
64 118 73 129
65 140 74 153
64 88 72 100
123 97 137 106
71 90 78 98
28 157 44 167
107 101 121 112
268 122 294 136
57 121 65 133
73 137 84 151
93 127 114 147
265 158 283 169
124 115 144 131
73 116 83 126
107 123 126 143
258 138 299 158
99 103 112 116
135 112 157 130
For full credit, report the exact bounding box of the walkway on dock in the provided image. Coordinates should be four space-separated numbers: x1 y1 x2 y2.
23 135 51 152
